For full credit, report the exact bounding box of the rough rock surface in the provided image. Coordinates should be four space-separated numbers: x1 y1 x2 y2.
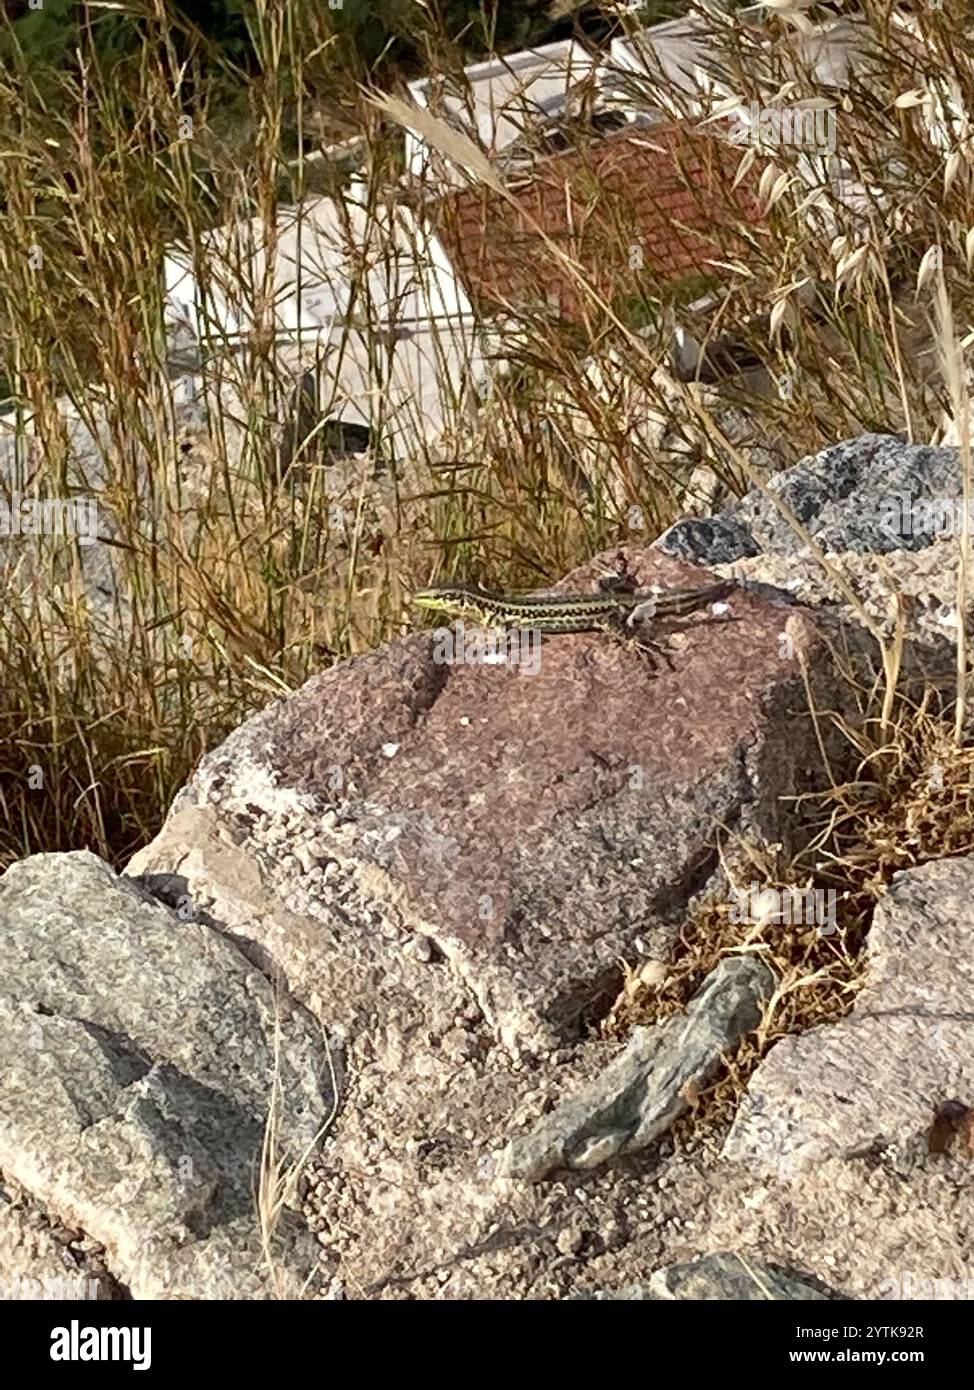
0 851 336 1299
121 537 884 1297
0 1179 119 1301
724 857 974 1176
648 1251 830 1300
575 1252 830 1300
700 537 974 695
9 428 974 1299
658 434 965 563
498 957 774 1179
131 545 859 1054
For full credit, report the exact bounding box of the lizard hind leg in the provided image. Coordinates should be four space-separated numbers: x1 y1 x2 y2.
598 619 672 671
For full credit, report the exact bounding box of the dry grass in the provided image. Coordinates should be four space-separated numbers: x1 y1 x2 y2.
2 2 974 957
603 693 974 1142
256 989 342 1298
5 0 974 1298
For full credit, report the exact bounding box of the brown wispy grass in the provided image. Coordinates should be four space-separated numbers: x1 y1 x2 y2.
603 692 974 1145
1 0 973 897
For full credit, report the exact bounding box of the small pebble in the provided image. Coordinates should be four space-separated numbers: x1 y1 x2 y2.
404 934 433 963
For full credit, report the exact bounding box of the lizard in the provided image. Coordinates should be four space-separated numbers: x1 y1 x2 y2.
412 577 736 641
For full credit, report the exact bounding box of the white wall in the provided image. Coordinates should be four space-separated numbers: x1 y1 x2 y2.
161 187 492 458
405 39 598 185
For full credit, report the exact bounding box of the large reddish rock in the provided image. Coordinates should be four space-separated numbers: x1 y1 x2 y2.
130 546 861 1052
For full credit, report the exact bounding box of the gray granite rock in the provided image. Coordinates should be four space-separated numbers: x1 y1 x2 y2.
574 1252 831 1300
649 1252 830 1300
654 512 761 565
496 957 774 1179
0 850 337 1298
658 433 966 563
725 855 974 1175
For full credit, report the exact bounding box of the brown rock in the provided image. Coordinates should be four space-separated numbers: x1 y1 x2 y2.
928 1100 974 1157
132 545 862 1053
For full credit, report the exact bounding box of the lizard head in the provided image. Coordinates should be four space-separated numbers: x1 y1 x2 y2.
413 584 490 623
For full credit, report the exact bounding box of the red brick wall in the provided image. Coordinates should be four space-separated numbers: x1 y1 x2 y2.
436 123 765 322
